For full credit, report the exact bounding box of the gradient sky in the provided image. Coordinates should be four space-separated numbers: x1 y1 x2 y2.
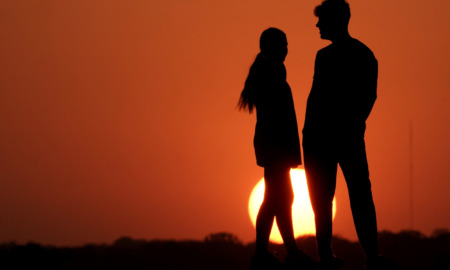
1 0 450 246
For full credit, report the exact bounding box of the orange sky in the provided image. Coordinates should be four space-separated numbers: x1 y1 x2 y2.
1 0 450 246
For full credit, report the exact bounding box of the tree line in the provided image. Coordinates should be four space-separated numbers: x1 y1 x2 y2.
1 230 449 269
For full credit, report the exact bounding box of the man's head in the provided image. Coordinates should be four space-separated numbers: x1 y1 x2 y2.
314 0 351 41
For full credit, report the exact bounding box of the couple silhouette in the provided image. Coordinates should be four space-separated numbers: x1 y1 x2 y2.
239 1 395 269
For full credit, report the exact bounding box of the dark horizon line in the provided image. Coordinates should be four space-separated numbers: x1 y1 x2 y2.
2 228 449 249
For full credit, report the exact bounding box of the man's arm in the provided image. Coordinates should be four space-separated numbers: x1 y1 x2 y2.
362 56 378 121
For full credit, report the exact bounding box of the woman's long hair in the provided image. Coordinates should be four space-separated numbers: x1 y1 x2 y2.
238 28 287 113
238 52 264 113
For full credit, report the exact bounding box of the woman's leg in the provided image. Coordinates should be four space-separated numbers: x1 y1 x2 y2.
255 166 278 254
255 193 275 254
256 165 318 269
263 166 298 255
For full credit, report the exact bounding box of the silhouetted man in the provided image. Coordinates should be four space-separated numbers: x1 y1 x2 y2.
303 1 388 269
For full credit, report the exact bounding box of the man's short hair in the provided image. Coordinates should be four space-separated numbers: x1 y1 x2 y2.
314 0 351 25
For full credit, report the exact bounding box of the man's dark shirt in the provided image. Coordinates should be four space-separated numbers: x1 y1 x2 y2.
303 38 378 140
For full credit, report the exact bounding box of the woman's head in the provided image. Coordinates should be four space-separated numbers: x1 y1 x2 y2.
238 28 288 113
259 28 288 62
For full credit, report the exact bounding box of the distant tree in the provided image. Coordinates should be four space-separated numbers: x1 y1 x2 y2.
431 228 450 238
113 236 147 248
204 232 242 245
397 230 425 239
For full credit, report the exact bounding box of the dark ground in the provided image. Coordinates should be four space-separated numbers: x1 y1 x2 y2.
1 230 449 270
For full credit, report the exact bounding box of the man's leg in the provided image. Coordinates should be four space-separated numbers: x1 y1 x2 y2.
303 141 338 259
339 138 379 259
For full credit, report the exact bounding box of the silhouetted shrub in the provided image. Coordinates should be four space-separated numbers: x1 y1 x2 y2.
204 232 243 245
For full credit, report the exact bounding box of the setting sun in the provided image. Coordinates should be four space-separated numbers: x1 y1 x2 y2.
248 168 336 243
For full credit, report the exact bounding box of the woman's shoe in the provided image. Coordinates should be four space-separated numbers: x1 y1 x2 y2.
285 250 319 270
319 254 344 270
250 251 284 270
365 255 398 270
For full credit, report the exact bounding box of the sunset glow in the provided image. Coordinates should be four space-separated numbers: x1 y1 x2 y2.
1 1 450 246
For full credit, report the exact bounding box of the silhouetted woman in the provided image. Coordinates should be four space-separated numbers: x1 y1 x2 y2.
239 28 317 269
